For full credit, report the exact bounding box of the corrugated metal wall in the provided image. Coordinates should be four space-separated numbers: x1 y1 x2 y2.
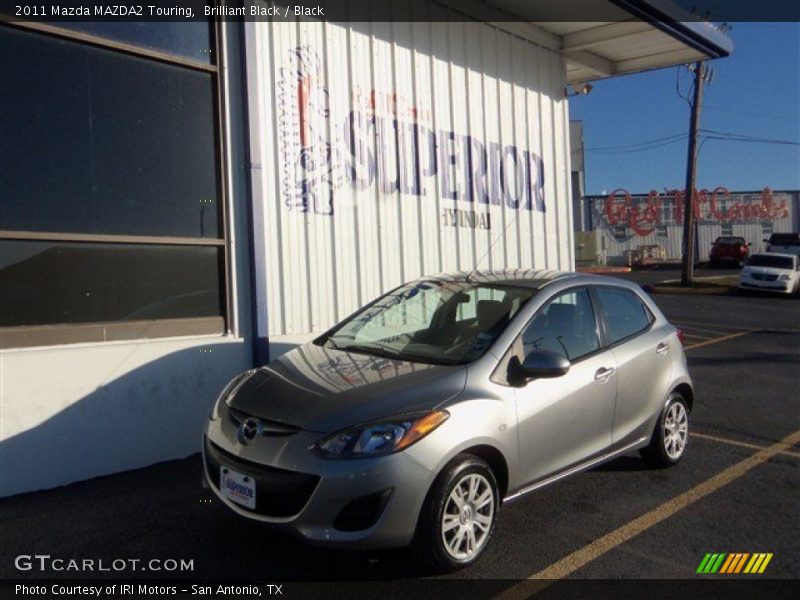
587 189 797 263
246 6 573 339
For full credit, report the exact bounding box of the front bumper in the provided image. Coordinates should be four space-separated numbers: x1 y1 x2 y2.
203 416 436 549
738 281 794 295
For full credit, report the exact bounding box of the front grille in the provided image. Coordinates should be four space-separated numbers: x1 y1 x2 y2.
751 273 778 282
228 407 301 436
204 437 319 518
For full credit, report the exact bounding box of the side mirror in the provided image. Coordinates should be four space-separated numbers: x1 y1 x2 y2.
517 349 571 380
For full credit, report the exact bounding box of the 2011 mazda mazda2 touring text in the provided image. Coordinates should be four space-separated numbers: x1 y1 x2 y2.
204 270 693 571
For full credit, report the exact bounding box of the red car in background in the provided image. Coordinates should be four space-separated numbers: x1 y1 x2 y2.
709 236 750 267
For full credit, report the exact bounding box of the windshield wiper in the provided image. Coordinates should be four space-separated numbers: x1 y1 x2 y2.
328 341 463 365
328 341 400 359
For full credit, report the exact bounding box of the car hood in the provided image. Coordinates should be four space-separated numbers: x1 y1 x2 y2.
743 266 793 276
226 343 467 433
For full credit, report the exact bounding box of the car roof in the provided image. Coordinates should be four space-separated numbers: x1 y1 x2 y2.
420 269 623 290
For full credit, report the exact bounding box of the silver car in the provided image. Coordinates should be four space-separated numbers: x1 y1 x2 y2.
204 270 692 571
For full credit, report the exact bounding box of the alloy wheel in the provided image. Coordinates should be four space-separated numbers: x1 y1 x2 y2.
440 472 495 560
663 401 689 459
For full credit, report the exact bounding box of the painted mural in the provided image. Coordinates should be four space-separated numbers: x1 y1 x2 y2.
277 45 546 216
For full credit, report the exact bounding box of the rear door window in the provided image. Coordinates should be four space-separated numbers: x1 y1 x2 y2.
594 288 653 344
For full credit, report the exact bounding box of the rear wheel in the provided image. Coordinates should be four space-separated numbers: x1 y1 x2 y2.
641 393 689 468
413 454 499 572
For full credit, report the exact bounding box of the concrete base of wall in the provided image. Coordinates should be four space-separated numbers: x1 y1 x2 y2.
0 336 251 498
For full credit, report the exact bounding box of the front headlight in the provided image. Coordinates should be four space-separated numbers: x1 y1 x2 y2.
778 274 791 281
208 370 255 420
311 410 449 459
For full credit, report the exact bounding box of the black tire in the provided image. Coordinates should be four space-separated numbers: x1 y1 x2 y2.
413 454 499 573
640 393 690 468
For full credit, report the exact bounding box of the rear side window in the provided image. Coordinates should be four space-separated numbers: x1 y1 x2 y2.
594 288 652 344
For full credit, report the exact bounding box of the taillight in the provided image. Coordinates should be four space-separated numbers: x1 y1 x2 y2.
676 329 686 345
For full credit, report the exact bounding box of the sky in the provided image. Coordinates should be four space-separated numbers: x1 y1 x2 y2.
569 22 800 196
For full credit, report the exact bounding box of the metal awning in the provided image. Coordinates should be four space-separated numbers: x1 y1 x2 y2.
462 0 733 83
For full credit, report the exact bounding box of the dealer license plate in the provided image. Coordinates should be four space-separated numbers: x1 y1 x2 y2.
220 467 256 509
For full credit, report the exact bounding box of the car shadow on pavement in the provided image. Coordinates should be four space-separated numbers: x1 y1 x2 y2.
590 455 652 473
0 452 429 581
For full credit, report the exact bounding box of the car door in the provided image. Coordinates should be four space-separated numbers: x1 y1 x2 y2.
591 286 673 445
513 287 617 484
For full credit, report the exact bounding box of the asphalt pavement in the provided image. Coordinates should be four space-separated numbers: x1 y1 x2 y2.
1 269 798 594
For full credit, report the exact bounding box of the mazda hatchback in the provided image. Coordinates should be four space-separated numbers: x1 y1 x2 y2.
204 271 693 571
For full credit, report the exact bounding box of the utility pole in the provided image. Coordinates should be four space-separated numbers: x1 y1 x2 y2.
681 61 706 285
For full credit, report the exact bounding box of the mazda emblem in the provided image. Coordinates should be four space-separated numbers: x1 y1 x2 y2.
238 417 262 445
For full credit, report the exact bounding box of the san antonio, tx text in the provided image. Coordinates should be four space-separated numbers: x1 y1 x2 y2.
16 584 278 596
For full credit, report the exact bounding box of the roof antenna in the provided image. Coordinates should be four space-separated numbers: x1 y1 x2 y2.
466 208 523 282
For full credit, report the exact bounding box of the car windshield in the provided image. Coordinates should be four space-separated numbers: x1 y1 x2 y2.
747 255 793 269
715 237 745 245
769 233 800 246
317 280 537 365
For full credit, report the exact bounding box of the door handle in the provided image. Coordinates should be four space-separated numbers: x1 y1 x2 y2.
656 342 669 355
594 367 615 382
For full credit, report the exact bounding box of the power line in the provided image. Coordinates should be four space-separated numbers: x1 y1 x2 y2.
703 103 800 123
675 66 693 109
701 134 800 146
585 134 687 153
700 128 800 145
584 129 799 154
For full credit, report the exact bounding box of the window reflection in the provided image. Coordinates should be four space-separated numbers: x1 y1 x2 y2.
0 26 220 238
0 241 223 327
48 22 214 63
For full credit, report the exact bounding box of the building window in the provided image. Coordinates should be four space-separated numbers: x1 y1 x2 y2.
0 23 228 349
720 223 733 236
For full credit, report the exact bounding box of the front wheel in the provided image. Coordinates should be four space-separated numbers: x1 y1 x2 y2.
640 393 690 468
413 454 499 572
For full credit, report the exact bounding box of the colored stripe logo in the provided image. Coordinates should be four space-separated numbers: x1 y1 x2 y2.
697 553 773 574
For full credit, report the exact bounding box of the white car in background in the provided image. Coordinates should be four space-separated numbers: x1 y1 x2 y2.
739 253 800 295
763 233 800 257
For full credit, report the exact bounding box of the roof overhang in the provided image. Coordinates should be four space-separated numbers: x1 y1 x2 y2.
461 0 733 84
